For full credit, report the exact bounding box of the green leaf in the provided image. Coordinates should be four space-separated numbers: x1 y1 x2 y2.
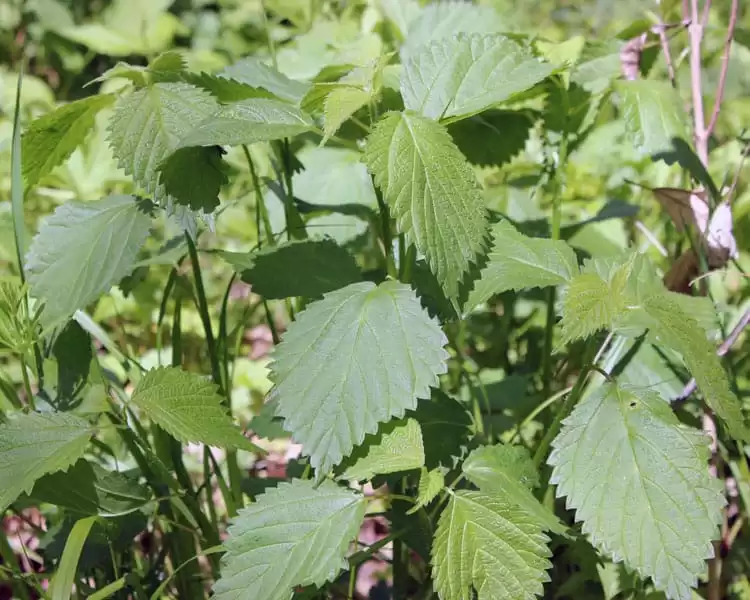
448 110 537 167
401 33 553 122
467 220 579 311
462 444 566 535
408 389 472 469
559 255 634 343
408 467 445 514
131 367 263 452
341 418 425 482
0 411 94 511
181 72 273 103
221 57 311 105
22 95 115 188
213 479 366 600
25 195 151 327
270 280 448 474
323 86 371 141
157 146 228 213
641 293 750 442
364 111 488 299
401 1 504 59
549 382 725 599
50 516 97 600
378 0 421 40
225 239 361 299
615 80 691 158
177 98 315 149
30 459 152 517
107 83 219 204
432 490 552 600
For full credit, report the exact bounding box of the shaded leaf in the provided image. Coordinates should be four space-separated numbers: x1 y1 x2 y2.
131 367 262 452
432 490 552 600
549 383 725 599
213 479 366 600
25 195 151 327
226 239 361 299
401 33 553 121
221 57 311 105
364 111 488 299
270 281 448 474
0 411 93 511
22 95 115 188
448 110 536 167
158 146 228 213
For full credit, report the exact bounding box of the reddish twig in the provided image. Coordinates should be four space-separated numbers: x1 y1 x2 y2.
689 0 708 164
705 0 738 141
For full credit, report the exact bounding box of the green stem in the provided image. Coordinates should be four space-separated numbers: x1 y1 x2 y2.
533 335 597 472
19 355 34 410
185 234 222 389
243 145 275 246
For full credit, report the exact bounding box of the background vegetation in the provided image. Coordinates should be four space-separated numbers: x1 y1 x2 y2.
0 0 749 599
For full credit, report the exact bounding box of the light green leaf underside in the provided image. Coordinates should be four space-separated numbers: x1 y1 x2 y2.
378 0 421 40
402 33 553 121
131 367 261 452
432 490 552 600
25 194 151 327
0 411 93 511
641 293 750 442
364 111 488 299
615 80 691 157
107 82 219 204
214 479 366 600
270 280 448 474
467 220 578 311
177 98 315 148
462 444 566 535
409 467 445 514
221 56 311 105
22 94 115 188
401 1 504 60
342 418 425 482
549 383 724 600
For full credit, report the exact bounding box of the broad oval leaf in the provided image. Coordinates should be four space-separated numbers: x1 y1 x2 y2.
448 109 537 167
466 220 579 311
549 383 724 599
341 418 425 482
615 80 690 158
177 98 315 148
432 490 552 600
0 411 94 511
401 33 553 122
270 280 448 474
409 390 472 470
107 82 219 204
462 444 566 535
131 367 262 452
213 479 366 600
22 94 115 188
25 194 151 327
364 111 489 300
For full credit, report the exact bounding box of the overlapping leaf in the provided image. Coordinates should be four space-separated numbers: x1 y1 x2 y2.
107 82 219 204
221 56 311 105
22 95 115 187
0 411 94 511
176 98 315 148
467 220 579 311
364 111 488 299
432 491 552 600
549 383 725 599
341 418 425 482
214 479 366 600
131 367 262 452
270 281 448 474
401 34 553 121
25 195 151 327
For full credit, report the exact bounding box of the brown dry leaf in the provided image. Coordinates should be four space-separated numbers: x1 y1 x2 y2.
652 187 709 232
664 249 700 293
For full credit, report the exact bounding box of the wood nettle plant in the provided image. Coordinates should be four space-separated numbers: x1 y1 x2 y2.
2 0 749 599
